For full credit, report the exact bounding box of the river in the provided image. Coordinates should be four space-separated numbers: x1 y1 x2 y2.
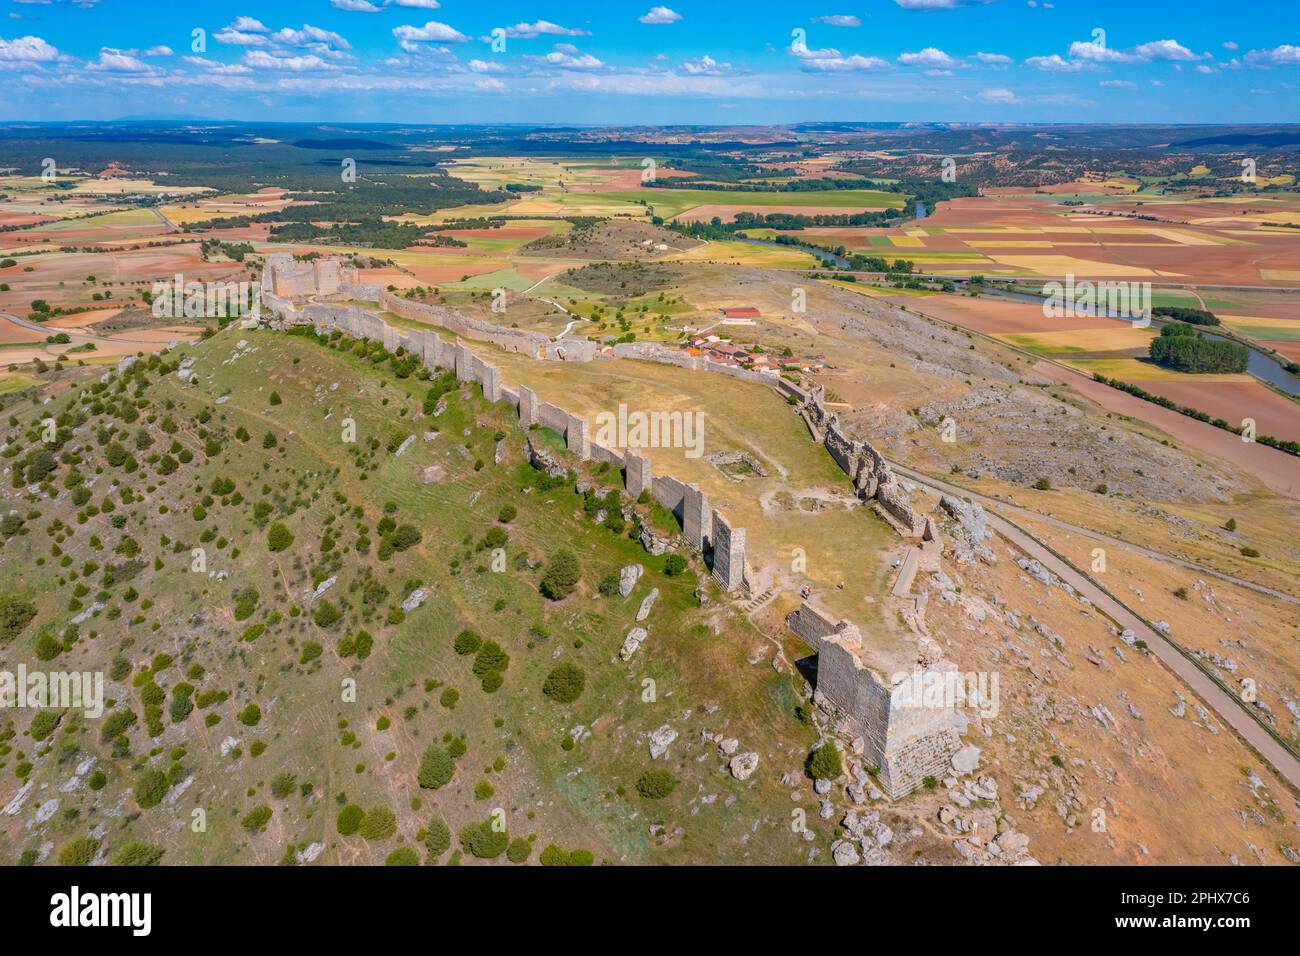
985 288 1300 397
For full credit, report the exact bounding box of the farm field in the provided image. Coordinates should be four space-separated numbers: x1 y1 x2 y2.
665 239 820 269
777 191 1300 285
621 187 903 221
3 111 1300 879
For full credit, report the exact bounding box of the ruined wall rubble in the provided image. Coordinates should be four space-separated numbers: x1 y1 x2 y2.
799 386 922 536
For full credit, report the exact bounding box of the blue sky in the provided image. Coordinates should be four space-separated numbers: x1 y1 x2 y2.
1 0 1298 123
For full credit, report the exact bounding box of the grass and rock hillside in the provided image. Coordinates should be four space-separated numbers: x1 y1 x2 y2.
0 324 863 865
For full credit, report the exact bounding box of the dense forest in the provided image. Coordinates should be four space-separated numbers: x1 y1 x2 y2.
1148 323 1248 373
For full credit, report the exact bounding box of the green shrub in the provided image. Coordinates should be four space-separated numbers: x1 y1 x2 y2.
453 629 482 655
539 844 593 866
29 709 63 742
425 816 451 857
134 767 169 809
313 600 342 628
232 586 259 621
458 820 508 859
808 741 843 781
336 803 364 835
109 842 164 866
506 837 532 864
270 772 297 799
57 837 100 866
390 525 422 551
267 522 293 552
0 597 38 643
636 769 676 799
542 661 586 704
384 846 419 866
663 553 687 576
359 805 397 841
241 805 273 833
418 746 455 789
540 549 580 600
472 640 509 677
236 703 261 726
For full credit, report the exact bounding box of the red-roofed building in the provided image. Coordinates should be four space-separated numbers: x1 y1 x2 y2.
721 307 760 319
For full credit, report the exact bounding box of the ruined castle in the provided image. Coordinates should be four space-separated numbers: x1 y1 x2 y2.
259 255 964 797
260 254 749 596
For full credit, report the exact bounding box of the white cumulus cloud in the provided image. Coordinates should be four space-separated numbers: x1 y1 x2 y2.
393 21 470 51
898 47 957 68
638 6 682 24
0 34 59 62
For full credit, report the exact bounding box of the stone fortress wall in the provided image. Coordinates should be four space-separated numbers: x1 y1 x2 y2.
261 256 962 795
260 256 749 595
787 604 963 798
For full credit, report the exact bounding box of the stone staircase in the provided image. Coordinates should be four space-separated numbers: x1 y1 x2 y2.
740 586 780 616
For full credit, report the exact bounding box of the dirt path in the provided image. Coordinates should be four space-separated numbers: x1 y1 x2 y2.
893 463 1300 793
890 463 1300 606
1 310 185 348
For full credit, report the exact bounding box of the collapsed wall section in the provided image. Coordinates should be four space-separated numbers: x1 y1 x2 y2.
799 388 923 536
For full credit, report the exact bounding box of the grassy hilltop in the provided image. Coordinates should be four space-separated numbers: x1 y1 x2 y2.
0 324 904 866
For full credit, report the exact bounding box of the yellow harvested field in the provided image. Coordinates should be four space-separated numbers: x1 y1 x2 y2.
70 178 210 196
996 326 1157 354
987 255 1167 277
502 194 646 217
1144 228 1236 246
1065 357 1253 382
1216 314 1300 330
665 240 818 269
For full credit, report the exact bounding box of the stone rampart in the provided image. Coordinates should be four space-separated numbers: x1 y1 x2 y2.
787 603 961 798
711 511 745 591
799 388 922 537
